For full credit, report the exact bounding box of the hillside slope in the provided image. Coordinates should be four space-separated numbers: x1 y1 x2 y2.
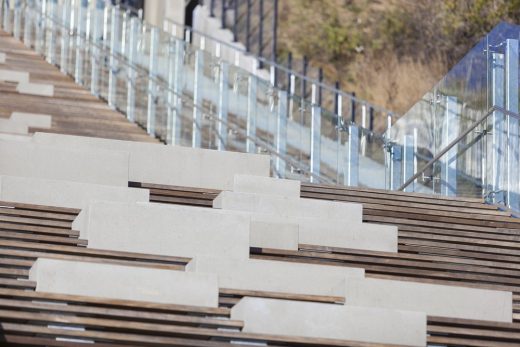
277 0 520 115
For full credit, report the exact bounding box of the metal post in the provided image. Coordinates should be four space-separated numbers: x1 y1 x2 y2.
360 104 367 156
13 0 21 40
217 62 229 151
301 55 308 99
220 0 225 28
489 53 506 200
258 0 263 63
390 144 402 190
232 0 238 42
441 95 459 196
23 2 32 47
351 92 356 123
210 0 215 17
288 73 295 120
126 16 138 122
276 90 288 177
192 49 204 148
146 27 159 136
46 0 57 65
310 84 321 182
108 5 120 108
245 0 251 51
91 0 105 97
60 0 71 74
369 106 375 131
271 0 278 62
3 0 11 33
336 92 342 183
347 125 359 186
318 68 323 106
403 135 415 192
506 39 519 210
246 73 257 153
166 39 184 145
75 0 87 84
35 0 46 55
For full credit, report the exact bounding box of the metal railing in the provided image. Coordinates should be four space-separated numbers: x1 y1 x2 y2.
398 106 520 191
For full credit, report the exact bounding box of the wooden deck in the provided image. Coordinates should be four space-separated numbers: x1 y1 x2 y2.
0 31 157 142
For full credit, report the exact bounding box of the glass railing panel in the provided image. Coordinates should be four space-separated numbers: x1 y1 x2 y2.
388 22 520 208
227 63 249 153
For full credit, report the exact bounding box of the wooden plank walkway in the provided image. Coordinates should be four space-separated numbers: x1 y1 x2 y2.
0 31 157 142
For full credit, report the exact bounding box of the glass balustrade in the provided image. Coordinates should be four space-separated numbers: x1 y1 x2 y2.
387 22 520 211
3 0 395 188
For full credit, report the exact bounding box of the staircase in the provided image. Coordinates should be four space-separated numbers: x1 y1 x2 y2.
0 15 517 346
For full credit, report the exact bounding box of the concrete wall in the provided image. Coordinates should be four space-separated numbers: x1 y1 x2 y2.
77 201 250 259
0 175 149 210
346 277 513 322
32 133 270 190
30 258 219 307
187 256 364 297
0 140 129 186
145 0 185 27
231 297 427 346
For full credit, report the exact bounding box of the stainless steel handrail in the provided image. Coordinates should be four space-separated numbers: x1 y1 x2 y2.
398 105 520 191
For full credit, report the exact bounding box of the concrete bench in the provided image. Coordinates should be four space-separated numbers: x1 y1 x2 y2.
250 221 299 250
214 191 398 252
0 140 129 186
187 256 364 297
231 297 427 346
0 69 29 83
74 201 250 259
345 277 513 322
0 118 28 134
32 132 271 190
10 112 52 128
232 175 301 198
30 258 219 307
213 191 363 221
0 175 149 210
16 82 54 97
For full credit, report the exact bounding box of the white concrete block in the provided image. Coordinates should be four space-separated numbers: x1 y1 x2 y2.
80 201 250 259
0 119 28 134
250 221 299 250
30 258 219 307
0 53 6 64
295 218 398 252
246 214 397 252
32 133 270 190
213 191 362 221
231 297 427 346
17 82 54 97
0 175 149 209
0 140 129 186
346 278 513 322
0 133 32 142
0 69 29 83
233 175 301 198
10 112 52 128
186 256 364 297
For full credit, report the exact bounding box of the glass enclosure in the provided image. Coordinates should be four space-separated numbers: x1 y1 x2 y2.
386 22 520 211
